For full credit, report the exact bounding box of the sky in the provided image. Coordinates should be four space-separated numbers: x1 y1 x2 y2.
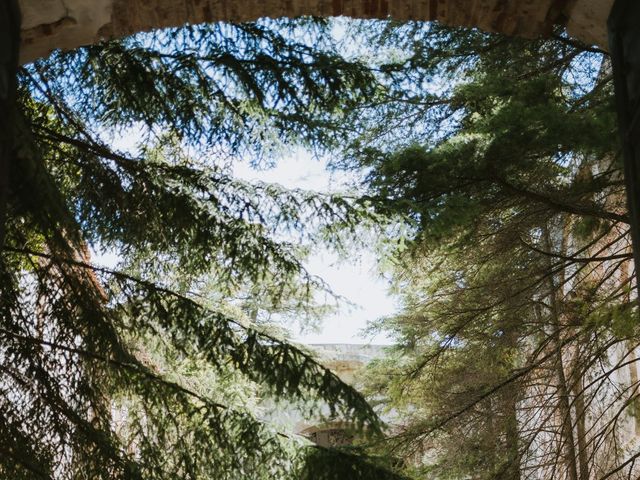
92 136 398 345
233 150 397 344
88 21 402 345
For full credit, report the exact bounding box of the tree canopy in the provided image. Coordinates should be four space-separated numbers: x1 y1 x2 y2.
0 17 407 480
351 23 639 480
2 8 637 480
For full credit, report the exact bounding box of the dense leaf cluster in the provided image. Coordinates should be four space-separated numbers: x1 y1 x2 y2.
350 24 639 480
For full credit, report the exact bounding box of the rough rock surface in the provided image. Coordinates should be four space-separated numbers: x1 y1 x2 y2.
565 0 614 49
18 0 613 63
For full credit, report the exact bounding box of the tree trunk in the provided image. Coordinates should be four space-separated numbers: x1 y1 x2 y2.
572 375 589 480
504 381 521 480
0 1 21 249
544 226 579 480
551 308 579 480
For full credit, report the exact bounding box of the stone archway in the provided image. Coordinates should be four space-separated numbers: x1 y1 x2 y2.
19 0 612 64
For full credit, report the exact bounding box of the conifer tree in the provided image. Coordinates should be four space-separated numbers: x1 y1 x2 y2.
347 23 640 480
0 17 407 479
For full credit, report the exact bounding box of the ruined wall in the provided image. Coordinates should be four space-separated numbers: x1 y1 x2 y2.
19 0 614 64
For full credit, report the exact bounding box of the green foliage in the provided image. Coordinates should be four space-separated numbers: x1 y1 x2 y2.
28 21 376 160
348 23 638 480
1 16 404 480
355 35 619 245
298 447 410 480
4 9 634 479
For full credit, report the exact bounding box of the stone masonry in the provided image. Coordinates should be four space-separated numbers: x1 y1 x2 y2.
18 0 613 64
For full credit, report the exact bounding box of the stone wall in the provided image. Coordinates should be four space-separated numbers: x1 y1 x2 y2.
18 0 613 64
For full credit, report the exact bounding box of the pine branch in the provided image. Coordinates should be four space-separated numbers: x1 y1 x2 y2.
3 245 381 432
